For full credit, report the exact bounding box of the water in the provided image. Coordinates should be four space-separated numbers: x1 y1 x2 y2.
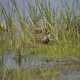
0 52 80 68
0 53 80 80
1 52 48 69
59 70 80 80
3 52 17 69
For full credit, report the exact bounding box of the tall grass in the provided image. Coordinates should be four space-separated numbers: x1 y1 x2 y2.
24 0 80 57
0 0 80 57
0 0 80 79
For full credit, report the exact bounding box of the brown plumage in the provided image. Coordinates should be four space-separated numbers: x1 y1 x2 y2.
41 35 49 44
33 28 49 44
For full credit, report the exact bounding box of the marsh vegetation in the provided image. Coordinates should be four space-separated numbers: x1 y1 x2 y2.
0 0 80 80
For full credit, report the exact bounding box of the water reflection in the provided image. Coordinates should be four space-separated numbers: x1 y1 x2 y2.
0 52 80 69
0 52 49 69
3 52 16 69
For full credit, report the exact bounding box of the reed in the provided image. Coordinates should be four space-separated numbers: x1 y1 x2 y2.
0 0 80 80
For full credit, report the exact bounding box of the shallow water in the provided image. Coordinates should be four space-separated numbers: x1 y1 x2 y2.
0 53 80 80
0 52 80 68
59 70 80 80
